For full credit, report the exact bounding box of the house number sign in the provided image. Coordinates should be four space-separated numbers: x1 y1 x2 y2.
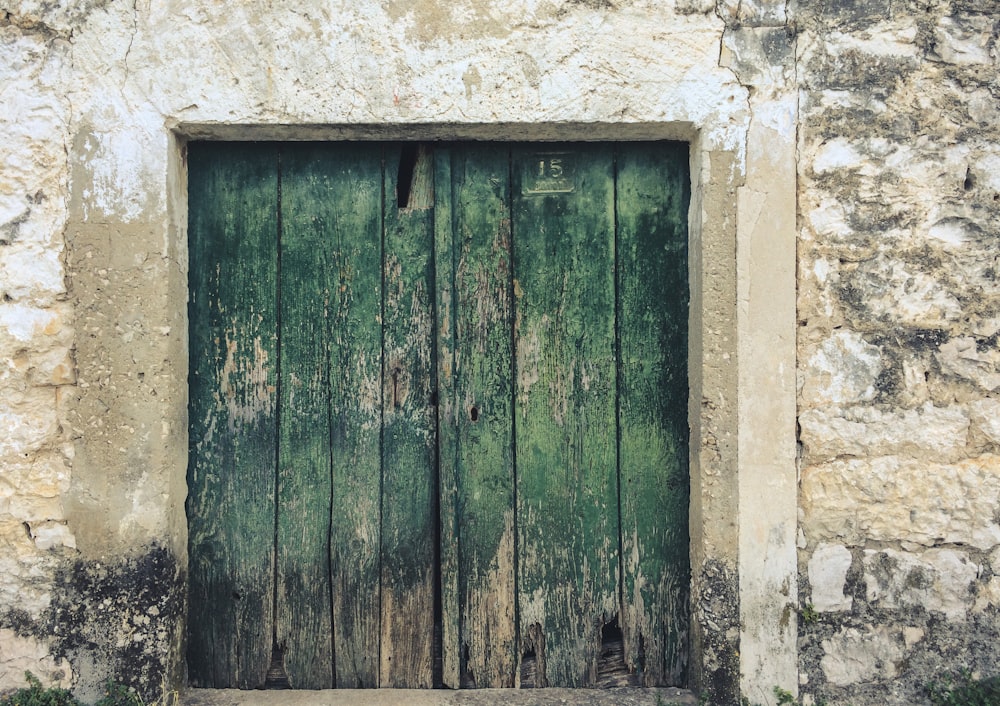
522 152 575 194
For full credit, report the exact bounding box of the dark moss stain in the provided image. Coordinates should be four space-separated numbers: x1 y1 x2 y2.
836 279 873 324
873 328 950 352
977 332 999 353
873 363 904 402
796 0 889 31
947 0 1000 13
799 594 1000 706
0 607 41 638
806 47 915 94
0 545 185 703
697 559 740 705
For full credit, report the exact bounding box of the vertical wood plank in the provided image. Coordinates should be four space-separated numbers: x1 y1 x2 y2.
275 144 335 689
187 142 278 689
511 144 619 687
276 144 385 688
434 146 461 689
616 142 691 686
323 145 386 688
451 145 517 688
380 143 437 688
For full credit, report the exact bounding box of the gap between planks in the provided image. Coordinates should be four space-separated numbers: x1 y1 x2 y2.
182 688 697 706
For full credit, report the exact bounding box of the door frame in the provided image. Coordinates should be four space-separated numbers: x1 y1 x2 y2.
168 121 797 701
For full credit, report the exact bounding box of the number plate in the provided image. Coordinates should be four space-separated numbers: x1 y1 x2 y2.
522 153 575 194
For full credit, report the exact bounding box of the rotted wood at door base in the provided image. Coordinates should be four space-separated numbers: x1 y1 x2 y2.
186 141 690 691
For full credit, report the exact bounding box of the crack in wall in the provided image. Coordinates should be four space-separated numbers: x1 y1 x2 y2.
122 0 138 92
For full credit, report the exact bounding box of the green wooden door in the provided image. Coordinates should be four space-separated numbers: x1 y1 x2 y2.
187 141 689 691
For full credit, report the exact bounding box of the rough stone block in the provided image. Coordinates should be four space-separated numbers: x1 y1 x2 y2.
820 626 902 686
0 629 73 692
28 521 76 551
930 15 995 65
801 455 1000 550
936 337 1000 392
800 331 882 406
863 547 978 621
8 495 65 523
0 244 66 304
969 398 1000 446
840 258 965 330
808 543 853 612
799 402 969 464
0 388 60 458
0 302 72 351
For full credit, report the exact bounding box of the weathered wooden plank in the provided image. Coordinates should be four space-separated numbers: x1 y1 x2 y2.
616 142 691 686
320 145 386 688
380 143 438 688
275 144 335 689
276 144 386 688
451 145 517 688
511 145 620 687
187 142 279 689
434 146 461 690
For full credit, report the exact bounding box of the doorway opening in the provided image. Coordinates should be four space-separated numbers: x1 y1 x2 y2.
186 141 690 690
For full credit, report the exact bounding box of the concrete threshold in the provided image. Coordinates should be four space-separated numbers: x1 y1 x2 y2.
182 687 698 706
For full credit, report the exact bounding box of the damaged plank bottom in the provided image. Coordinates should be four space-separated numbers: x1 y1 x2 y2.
182 688 697 706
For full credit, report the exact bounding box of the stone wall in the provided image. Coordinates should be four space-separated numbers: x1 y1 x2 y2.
796 0 1000 703
0 2 184 699
1 6 78 692
0 0 996 703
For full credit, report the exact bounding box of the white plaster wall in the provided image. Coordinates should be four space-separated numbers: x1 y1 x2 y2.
0 0 801 702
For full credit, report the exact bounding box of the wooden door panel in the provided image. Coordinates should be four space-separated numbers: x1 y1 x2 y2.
276 144 336 689
616 143 691 686
187 141 689 691
448 145 518 688
321 146 385 689
276 144 386 688
379 144 438 688
187 143 279 689
511 145 620 687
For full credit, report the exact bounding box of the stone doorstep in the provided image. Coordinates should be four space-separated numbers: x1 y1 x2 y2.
181 687 698 706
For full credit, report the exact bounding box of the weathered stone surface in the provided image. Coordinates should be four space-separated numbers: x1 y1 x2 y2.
819 626 902 687
0 629 73 692
807 543 853 612
969 398 1000 446
795 0 1000 699
799 331 882 406
0 26 70 306
0 519 58 620
41 547 185 703
863 547 979 621
0 388 61 459
973 576 1000 614
799 402 969 465
929 14 996 65
936 337 1000 392
801 455 1000 550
